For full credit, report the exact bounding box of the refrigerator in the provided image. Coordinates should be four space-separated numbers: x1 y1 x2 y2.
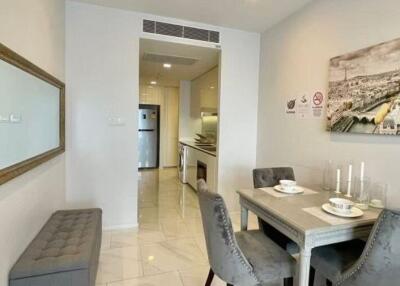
138 104 159 169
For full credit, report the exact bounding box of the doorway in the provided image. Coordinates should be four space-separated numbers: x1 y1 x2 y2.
138 38 220 170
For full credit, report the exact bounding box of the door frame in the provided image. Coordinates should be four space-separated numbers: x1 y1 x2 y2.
138 104 161 169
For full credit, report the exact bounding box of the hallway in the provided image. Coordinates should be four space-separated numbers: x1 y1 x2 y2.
97 168 258 285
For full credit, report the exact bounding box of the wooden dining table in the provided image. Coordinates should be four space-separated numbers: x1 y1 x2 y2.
237 187 381 286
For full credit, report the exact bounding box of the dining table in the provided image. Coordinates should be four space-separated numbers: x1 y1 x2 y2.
237 186 381 286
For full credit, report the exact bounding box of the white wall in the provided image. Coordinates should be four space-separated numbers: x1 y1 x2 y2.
218 28 260 210
66 1 261 220
257 0 400 209
0 0 65 284
66 2 139 228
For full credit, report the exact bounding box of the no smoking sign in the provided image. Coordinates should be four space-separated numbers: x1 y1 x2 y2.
312 91 324 118
313 92 324 106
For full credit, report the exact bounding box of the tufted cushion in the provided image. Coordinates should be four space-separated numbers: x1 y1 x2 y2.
9 209 102 284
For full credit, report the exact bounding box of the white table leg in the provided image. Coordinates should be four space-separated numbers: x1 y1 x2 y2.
241 206 248 231
298 247 312 286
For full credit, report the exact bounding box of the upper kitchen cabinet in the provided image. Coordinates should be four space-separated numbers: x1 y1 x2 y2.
191 66 219 117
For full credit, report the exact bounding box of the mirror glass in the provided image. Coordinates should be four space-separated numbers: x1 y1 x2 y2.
0 59 60 170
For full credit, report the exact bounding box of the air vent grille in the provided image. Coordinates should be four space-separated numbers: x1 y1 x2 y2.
156 22 183 37
209 31 220 43
143 20 220 44
143 20 155 33
183 27 209 41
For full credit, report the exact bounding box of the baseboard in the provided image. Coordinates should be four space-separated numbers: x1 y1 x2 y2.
103 223 138 231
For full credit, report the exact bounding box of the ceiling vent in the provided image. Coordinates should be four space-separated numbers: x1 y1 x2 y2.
143 20 220 44
142 52 198 65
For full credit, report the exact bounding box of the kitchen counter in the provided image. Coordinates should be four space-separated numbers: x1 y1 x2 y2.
179 139 217 157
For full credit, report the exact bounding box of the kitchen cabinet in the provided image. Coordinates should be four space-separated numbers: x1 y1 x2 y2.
186 145 217 192
191 66 219 117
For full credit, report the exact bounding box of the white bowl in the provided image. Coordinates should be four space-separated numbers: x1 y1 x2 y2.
329 198 354 213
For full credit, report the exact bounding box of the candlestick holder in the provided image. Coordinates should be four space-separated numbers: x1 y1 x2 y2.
345 180 353 198
354 176 370 210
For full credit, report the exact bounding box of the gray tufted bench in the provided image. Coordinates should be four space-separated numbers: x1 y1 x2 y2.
9 208 102 286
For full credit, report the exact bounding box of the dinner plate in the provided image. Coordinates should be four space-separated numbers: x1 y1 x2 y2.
273 185 304 194
322 203 364 218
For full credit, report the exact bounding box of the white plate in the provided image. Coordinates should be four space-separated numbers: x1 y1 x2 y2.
322 203 364 218
273 185 304 194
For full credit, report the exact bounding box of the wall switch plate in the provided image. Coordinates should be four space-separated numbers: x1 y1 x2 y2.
10 114 22 123
0 115 10 123
108 116 126 126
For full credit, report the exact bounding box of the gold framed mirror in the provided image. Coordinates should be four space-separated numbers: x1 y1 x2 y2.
0 43 65 185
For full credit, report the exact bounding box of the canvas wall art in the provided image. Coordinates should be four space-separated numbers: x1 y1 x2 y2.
327 38 400 135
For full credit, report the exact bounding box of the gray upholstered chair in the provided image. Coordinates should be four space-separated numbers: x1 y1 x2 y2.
253 167 295 189
197 179 296 286
310 209 400 286
253 167 299 254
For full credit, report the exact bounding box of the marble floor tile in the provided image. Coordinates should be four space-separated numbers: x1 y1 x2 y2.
140 238 208 275
179 266 226 286
96 251 143 284
98 168 262 285
110 229 167 248
108 271 184 286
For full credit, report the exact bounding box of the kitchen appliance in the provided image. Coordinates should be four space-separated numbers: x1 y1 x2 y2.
138 104 160 169
197 160 207 183
178 143 188 183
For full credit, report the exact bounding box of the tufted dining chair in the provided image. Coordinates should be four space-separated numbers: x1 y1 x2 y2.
253 167 295 189
197 179 296 286
253 167 299 254
310 209 400 286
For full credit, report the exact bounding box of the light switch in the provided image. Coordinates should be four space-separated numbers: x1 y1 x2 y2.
108 116 126 126
0 115 10 123
10 114 22 123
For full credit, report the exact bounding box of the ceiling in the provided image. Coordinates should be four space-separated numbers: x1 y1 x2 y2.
71 0 312 32
139 38 219 87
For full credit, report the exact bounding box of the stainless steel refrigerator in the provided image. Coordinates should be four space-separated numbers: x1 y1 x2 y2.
138 105 160 169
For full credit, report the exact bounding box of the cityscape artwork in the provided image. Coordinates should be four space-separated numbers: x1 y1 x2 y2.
327 37 400 135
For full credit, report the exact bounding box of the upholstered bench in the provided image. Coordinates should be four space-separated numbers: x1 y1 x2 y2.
9 208 102 286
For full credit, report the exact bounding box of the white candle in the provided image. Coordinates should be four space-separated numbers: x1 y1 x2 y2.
360 161 365 182
346 164 352 197
336 169 341 193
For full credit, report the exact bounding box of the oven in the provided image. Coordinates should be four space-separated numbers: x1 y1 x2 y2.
197 160 207 183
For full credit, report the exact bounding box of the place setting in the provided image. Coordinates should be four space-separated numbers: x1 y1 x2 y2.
259 179 318 198
304 161 385 224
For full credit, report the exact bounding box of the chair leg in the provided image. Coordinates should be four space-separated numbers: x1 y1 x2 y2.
283 277 293 286
309 267 315 286
205 268 214 286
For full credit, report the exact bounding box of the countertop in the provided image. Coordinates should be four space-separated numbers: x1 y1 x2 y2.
179 139 217 157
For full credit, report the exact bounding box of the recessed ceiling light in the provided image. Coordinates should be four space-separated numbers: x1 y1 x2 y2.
210 86 215 89
150 81 157 85
163 63 172 69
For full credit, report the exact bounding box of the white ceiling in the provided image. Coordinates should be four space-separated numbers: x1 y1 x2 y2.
140 38 219 87
71 0 312 32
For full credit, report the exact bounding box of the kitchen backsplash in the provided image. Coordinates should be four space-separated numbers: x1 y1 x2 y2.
201 115 218 141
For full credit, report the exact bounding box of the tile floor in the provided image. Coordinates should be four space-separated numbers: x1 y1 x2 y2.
97 168 259 286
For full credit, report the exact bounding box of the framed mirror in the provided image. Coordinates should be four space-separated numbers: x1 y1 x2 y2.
0 43 65 185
